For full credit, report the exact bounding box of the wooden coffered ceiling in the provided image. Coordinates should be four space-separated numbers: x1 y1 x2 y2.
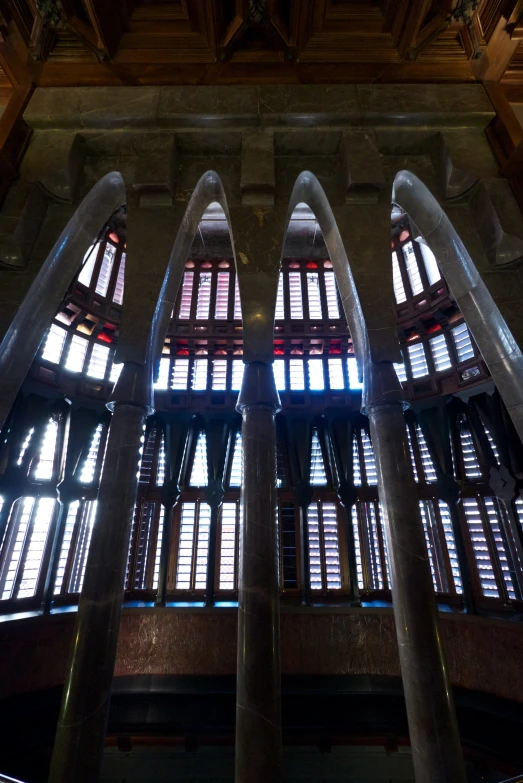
0 0 522 93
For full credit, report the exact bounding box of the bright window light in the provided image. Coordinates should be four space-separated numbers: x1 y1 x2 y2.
154 357 170 390
328 358 345 390
87 343 110 380
171 358 189 390
42 324 67 364
289 359 305 390
308 359 325 391
64 334 88 373
273 360 286 391
347 357 363 390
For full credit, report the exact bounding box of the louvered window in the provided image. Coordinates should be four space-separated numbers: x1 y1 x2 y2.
112 252 126 305
219 502 238 591
132 501 157 591
17 428 34 466
430 333 452 372
109 361 123 384
351 506 364 589
178 272 194 319
328 358 345 390
54 501 79 594
353 502 387 590
0 497 57 600
361 431 377 485
402 242 423 296
289 359 305 391
196 273 212 319
310 431 327 486
306 273 323 319
459 420 483 481
515 498 523 530
352 433 362 487
394 360 407 383
171 358 189 390
154 357 170 390
324 271 340 319
191 358 208 391
484 426 500 465
79 425 103 484
175 501 211 591
416 425 437 483
273 360 286 391
280 503 298 589
34 419 59 482
407 342 428 378
275 274 285 319
462 497 498 598
308 359 324 391
152 506 165 590
234 276 242 320
139 429 159 486
419 500 449 593
419 243 441 286
347 357 362 390
77 244 98 287
95 244 116 298
288 272 303 319
392 251 407 304
87 343 109 380
156 434 166 487
438 501 462 594
484 498 517 599
452 323 474 363
308 501 341 591
42 324 67 364
190 432 208 487
229 433 242 488
68 500 98 593
215 272 230 319
231 360 244 392
406 427 419 482
212 359 228 391
64 334 88 373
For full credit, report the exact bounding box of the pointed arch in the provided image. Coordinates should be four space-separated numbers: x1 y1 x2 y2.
393 170 523 443
0 171 126 431
283 171 402 412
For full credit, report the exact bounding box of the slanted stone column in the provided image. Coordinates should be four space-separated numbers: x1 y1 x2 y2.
49 363 151 783
235 361 282 783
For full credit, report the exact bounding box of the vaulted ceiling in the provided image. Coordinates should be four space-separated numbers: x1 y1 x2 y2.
0 0 522 95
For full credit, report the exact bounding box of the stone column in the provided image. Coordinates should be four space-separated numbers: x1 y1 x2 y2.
368 394 467 783
48 363 151 783
235 362 282 783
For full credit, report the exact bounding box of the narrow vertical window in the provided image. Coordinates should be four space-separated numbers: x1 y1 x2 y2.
229 433 242 488
352 433 362 487
219 502 238 590
462 497 498 598
175 502 213 591
190 432 208 487
416 425 437 483
95 244 117 298
452 323 474 363
407 343 428 378
171 358 189 390
419 242 441 286
394 359 407 383
54 501 79 594
310 431 327 486
191 358 208 391
87 343 110 380
215 272 230 319
392 251 407 304
289 359 305 391
361 431 377 485
231 360 244 392
34 419 59 481
212 359 228 391
178 272 194 319
152 506 165 590
402 242 423 296
79 425 103 484
419 500 448 593
273 360 286 391
68 501 98 593
459 421 483 481
78 244 98 287
64 334 88 373
324 271 340 319
306 273 323 319
484 498 516 600
156 434 166 487
280 503 298 589
351 506 364 589
275 274 285 319
42 324 67 364
112 252 126 305
109 361 123 384
288 272 303 319
307 503 342 592
430 333 452 372
234 276 242 320
154 357 170 390
308 359 325 391
196 273 212 319
438 501 462 594
406 427 419 482
347 357 363 390
328 358 345 390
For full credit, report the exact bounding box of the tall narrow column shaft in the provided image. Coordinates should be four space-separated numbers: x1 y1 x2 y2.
368 402 466 783
49 401 147 783
235 362 282 783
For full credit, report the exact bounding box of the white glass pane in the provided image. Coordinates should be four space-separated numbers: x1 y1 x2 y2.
64 334 88 373
16 497 56 598
34 419 59 481
394 360 407 383
87 343 110 380
110 361 123 384
212 359 228 391
347 357 363 390
308 359 325 391
328 358 345 390
112 252 126 305
219 502 237 590
406 427 419 482
54 500 80 594
459 423 482 480
289 359 305 391
77 243 99 287
171 358 189 391
194 503 211 590
191 358 208 391
190 431 208 487
275 274 285 319
452 323 474 363
196 273 212 319
215 272 230 319
273 360 286 391
234 275 242 319
462 497 498 598
407 343 428 378
95 243 116 298
79 424 103 484
306 272 323 319
402 242 424 296
419 242 441 286
231 360 244 392
154 357 170 390
178 272 194 319
156 434 166 487
42 324 67 364
288 272 303 319
17 428 34 466
392 251 407 304
229 433 242 488
361 431 377 485
152 505 166 590
324 271 340 319
310 431 327 486
68 500 97 593
430 333 452 372
322 502 341 590
416 425 437 483
307 503 322 591
352 434 362 486
176 502 196 589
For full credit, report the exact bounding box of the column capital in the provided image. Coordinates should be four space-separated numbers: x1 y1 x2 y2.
107 361 154 415
236 361 281 414
363 361 408 415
